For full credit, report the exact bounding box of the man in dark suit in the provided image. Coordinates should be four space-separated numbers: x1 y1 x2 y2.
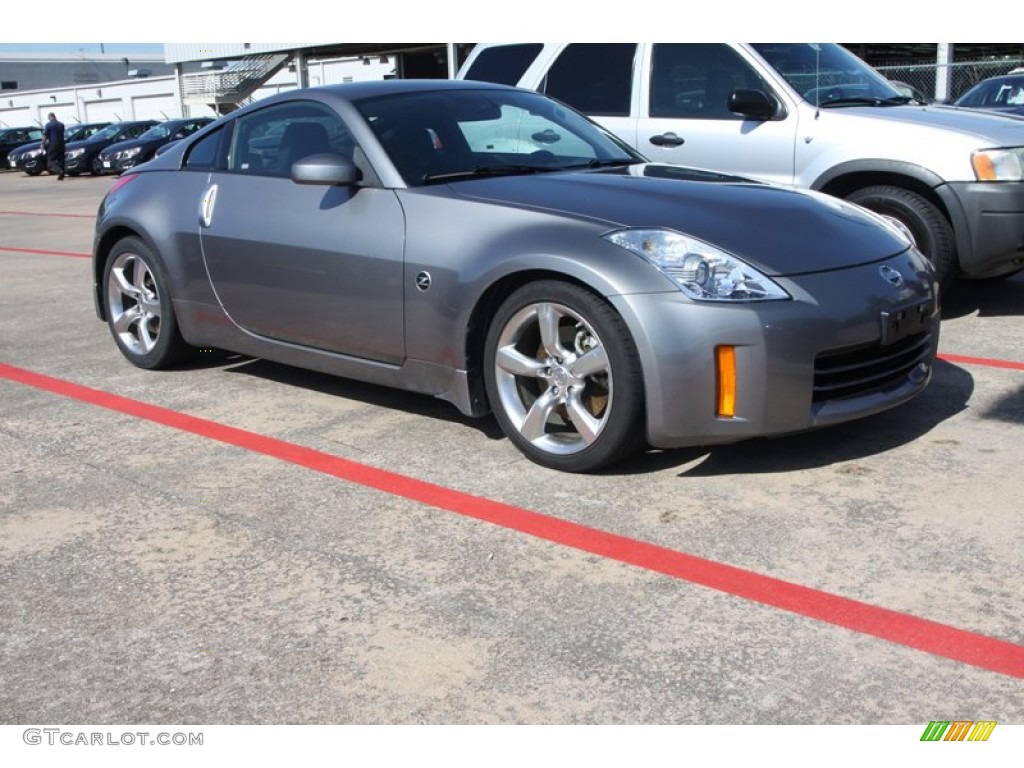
42 112 66 180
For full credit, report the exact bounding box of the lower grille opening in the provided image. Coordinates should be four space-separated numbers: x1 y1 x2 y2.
813 331 933 403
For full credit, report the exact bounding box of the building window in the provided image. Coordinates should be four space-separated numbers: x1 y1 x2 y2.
1 81 17 90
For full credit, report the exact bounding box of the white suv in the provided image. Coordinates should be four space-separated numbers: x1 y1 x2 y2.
458 43 1024 287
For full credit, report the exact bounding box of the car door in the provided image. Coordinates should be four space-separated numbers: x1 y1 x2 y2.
636 43 799 185
198 99 406 364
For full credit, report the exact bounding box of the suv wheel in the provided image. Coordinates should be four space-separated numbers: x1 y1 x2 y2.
846 185 956 289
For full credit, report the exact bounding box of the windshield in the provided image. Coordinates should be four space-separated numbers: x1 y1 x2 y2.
138 124 173 141
355 87 642 186
956 76 1024 108
89 124 125 142
752 43 903 105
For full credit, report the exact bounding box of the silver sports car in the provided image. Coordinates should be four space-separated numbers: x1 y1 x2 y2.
93 80 939 472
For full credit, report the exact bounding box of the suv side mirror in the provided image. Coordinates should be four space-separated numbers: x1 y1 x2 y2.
728 89 779 121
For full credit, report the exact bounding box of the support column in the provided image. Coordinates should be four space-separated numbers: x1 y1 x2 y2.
293 50 308 89
935 43 953 102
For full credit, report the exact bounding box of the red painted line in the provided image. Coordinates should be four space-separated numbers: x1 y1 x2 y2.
2 360 1023 680
0 210 95 219
938 353 1024 372
0 245 90 259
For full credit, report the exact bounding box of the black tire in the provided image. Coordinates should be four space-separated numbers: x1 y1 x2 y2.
483 281 646 472
846 185 956 289
102 237 194 369
25 169 42 177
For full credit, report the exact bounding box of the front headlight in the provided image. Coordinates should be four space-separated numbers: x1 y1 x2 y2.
26 148 44 159
117 147 142 160
971 147 1024 181
603 228 790 302
66 148 85 159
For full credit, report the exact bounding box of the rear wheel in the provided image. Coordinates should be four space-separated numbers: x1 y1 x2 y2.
103 237 194 369
483 281 646 472
846 185 956 289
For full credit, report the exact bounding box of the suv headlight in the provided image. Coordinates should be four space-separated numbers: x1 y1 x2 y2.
118 147 142 160
971 147 1024 181
66 148 85 159
604 228 790 302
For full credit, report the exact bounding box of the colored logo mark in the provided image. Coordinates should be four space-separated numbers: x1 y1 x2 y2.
921 721 996 741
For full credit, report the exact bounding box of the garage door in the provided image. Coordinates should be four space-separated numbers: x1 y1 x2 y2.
84 99 126 123
131 93 178 121
1 107 34 126
36 103 75 126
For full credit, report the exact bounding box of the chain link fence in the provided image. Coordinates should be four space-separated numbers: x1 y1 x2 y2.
876 58 1024 102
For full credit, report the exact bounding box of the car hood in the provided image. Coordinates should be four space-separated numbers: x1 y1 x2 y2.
65 137 108 151
447 164 911 276
101 137 154 155
824 102 1024 141
8 142 41 157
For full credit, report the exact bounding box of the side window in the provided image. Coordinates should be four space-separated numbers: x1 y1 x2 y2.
463 44 543 86
183 124 228 170
650 44 771 119
229 101 357 178
542 43 637 117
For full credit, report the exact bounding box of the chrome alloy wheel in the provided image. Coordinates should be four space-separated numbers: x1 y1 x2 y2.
492 301 613 456
106 251 164 356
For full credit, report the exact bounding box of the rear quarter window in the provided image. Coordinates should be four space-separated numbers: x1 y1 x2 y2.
464 44 543 86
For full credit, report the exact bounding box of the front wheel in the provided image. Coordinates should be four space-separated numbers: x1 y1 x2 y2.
103 237 194 369
483 281 646 472
845 185 956 289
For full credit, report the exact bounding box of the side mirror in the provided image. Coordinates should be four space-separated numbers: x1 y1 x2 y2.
291 153 360 186
728 89 779 121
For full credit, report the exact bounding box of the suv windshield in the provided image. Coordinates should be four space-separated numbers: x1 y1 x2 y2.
752 43 903 106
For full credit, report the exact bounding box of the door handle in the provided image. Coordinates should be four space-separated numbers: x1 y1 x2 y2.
648 132 685 148
199 184 218 228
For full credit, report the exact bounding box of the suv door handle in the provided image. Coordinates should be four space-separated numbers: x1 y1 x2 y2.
649 132 685 147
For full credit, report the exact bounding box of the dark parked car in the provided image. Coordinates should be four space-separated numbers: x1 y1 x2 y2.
92 80 939 472
96 117 214 174
8 122 110 175
64 120 158 176
954 73 1024 116
0 126 44 166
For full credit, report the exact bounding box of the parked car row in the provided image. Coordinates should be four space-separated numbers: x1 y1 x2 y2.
5 117 213 176
6 122 110 174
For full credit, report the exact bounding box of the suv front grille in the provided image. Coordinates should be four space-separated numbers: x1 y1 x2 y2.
813 331 933 403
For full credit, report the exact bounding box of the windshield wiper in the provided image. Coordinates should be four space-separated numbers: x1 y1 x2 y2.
422 164 560 183
563 158 643 170
819 96 907 108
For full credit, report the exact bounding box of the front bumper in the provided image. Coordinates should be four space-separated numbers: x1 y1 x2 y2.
612 249 940 449
939 180 1024 278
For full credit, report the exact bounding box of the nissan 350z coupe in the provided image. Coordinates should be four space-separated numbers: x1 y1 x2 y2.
92 80 939 472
